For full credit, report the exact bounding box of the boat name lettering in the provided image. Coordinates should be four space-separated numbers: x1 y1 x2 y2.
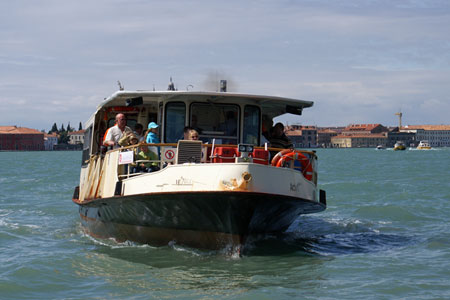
290 182 302 192
175 177 193 185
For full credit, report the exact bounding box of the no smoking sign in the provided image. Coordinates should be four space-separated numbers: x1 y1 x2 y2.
164 149 175 161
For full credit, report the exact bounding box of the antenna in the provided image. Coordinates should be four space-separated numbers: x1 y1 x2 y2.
168 77 175 91
117 81 124 91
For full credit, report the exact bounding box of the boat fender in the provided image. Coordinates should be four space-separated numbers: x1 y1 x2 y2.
271 149 291 167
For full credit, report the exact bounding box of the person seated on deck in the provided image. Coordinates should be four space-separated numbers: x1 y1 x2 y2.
183 126 199 141
269 122 293 149
133 123 144 142
103 113 132 148
132 144 159 173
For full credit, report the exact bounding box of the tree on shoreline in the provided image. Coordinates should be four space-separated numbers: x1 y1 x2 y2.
50 123 58 133
47 121 82 143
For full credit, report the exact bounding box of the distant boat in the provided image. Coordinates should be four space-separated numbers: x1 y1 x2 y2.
376 145 385 150
417 140 432 150
394 141 406 151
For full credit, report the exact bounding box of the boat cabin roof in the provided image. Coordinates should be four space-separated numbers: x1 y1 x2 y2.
91 90 313 119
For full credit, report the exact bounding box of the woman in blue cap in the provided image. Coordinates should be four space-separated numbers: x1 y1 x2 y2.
145 122 160 144
145 122 161 159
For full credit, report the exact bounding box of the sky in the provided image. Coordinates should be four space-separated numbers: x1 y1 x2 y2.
1 0 449 131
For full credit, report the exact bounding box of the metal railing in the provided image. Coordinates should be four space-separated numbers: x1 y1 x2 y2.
110 142 317 180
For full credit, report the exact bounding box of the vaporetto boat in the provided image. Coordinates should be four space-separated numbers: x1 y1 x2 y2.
72 85 326 251
394 141 406 151
417 140 432 150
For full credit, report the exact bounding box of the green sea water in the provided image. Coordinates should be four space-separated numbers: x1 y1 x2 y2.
0 148 449 299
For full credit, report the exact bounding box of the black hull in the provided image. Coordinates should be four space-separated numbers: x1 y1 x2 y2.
75 191 325 250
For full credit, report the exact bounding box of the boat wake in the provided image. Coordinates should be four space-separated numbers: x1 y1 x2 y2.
78 215 412 258
242 216 413 256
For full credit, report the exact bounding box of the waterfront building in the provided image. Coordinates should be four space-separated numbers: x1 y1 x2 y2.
342 123 389 135
0 126 44 151
401 125 450 147
317 128 338 148
387 127 416 147
330 123 389 148
68 130 86 145
44 132 59 150
285 125 317 148
331 134 387 148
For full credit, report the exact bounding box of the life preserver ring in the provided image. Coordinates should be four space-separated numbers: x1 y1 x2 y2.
272 150 314 181
271 149 292 167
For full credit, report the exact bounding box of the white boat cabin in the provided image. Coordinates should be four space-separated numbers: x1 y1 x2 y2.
82 90 313 164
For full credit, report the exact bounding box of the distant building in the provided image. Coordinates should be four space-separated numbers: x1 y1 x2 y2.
387 127 416 148
401 125 450 147
342 124 389 135
68 130 86 145
44 132 59 150
331 134 387 148
285 125 317 148
0 126 44 151
329 124 389 148
317 128 339 148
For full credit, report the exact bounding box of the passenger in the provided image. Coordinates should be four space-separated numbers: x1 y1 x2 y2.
145 122 160 144
133 123 144 142
133 145 159 173
118 132 139 147
103 113 132 148
269 123 293 149
145 122 160 157
183 126 199 140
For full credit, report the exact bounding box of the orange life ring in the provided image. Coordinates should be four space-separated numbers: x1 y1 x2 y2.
271 149 292 167
274 151 314 181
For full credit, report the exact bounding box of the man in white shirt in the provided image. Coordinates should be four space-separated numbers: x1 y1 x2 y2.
104 113 132 148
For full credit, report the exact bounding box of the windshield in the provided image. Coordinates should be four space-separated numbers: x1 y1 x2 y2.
190 103 239 144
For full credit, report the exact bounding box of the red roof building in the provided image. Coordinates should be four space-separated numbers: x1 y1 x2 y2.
285 125 317 148
0 126 44 151
342 124 389 135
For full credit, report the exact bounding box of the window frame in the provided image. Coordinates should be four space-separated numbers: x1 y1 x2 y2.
189 102 241 144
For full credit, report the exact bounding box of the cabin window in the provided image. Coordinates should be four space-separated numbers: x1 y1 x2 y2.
81 125 92 166
190 103 239 144
164 102 186 143
243 105 260 146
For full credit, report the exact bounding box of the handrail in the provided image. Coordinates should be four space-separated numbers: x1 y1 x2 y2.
107 142 317 180
108 142 316 156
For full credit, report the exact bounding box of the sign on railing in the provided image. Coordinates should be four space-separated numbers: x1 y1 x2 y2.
119 151 134 165
162 147 176 163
